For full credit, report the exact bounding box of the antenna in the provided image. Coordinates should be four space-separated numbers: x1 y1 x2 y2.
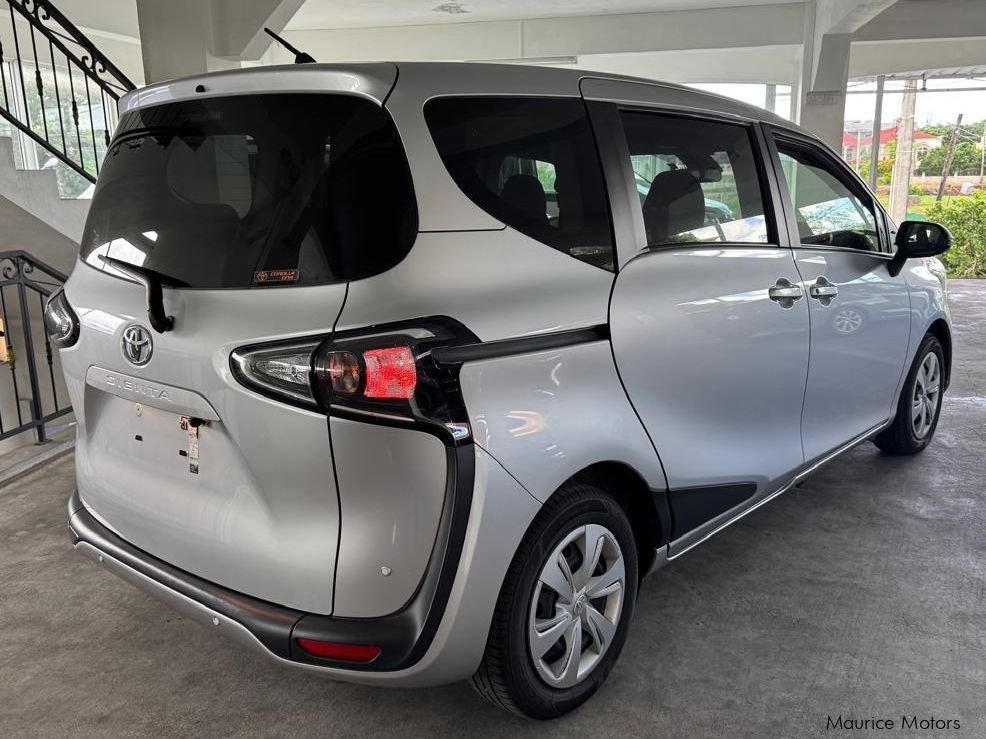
264 27 316 64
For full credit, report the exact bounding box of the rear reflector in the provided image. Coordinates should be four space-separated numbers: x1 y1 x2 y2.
296 638 381 663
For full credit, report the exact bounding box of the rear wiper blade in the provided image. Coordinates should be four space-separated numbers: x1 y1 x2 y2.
98 255 187 333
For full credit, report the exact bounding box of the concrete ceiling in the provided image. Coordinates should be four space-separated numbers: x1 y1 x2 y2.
285 0 797 30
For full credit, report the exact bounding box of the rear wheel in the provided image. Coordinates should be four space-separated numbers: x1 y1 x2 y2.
471 483 638 719
874 334 944 455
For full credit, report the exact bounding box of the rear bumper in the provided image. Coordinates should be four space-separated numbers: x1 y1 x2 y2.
67 445 542 687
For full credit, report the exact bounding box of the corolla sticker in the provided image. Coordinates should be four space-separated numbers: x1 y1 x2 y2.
253 269 299 284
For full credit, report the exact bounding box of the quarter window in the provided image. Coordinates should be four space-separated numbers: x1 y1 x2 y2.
618 111 772 247
425 97 614 271
775 141 883 253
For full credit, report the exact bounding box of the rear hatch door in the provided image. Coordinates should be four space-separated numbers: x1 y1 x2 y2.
62 81 414 615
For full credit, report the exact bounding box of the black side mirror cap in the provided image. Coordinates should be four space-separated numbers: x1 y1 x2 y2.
888 220 952 276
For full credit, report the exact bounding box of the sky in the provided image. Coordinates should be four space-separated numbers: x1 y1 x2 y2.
845 79 986 127
690 79 986 128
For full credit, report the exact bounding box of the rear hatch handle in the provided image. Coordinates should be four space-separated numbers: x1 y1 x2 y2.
98 255 187 333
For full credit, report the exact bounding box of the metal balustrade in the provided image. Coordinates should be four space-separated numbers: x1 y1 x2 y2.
0 251 70 443
0 0 135 195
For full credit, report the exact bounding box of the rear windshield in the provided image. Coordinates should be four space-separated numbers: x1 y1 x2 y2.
81 93 416 288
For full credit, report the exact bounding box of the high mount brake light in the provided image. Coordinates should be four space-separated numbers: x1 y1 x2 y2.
230 318 478 443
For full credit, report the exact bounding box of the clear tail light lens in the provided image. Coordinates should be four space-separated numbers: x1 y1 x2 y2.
230 318 478 444
230 340 321 407
43 289 80 349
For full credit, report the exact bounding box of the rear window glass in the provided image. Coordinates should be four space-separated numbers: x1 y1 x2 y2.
425 97 614 271
81 94 416 288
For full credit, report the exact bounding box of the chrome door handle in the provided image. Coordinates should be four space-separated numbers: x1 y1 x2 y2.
768 278 803 308
809 276 838 305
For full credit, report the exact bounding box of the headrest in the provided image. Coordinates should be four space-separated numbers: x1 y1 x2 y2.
642 170 706 246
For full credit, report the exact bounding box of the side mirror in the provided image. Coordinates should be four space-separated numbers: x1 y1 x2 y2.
889 220 952 276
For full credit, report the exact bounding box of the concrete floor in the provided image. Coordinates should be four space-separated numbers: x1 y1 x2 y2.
2 281 985 738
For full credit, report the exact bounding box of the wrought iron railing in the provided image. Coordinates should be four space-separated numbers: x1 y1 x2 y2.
0 251 70 443
0 0 135 194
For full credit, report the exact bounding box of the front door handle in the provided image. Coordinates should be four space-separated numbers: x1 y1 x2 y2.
809 276 838 305
768 278 803 308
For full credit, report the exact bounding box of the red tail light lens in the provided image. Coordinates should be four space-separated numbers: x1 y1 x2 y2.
229 317 478 443
362 346 417 399
296 638 381 663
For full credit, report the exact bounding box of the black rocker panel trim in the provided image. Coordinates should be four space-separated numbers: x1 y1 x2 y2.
668 482 758 539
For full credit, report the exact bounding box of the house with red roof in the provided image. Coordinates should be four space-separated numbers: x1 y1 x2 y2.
842 124 942 162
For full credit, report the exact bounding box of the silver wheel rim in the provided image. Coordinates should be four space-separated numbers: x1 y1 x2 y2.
527 523 625 688
911 351 941 439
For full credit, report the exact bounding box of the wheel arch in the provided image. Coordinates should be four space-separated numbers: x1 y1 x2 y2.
564 460 671 578
926 318 952 390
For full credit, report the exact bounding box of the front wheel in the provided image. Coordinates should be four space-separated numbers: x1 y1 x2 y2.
874 334 945 455
471 483 638 719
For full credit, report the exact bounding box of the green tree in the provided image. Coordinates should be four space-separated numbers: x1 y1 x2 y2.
926 191 986 278
859 156 893 185
917 141 983 176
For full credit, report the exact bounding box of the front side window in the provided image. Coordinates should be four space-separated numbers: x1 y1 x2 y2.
775 141 882 253
81 94 416 288
425 97 614 271
618 111 772 248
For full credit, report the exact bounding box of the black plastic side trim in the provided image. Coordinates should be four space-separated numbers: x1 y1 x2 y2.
652 487 673 548
668 482 758 539
432 324 609 365
291 443 474 670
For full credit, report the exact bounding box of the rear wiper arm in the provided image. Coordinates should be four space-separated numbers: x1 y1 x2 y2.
98 254 186 333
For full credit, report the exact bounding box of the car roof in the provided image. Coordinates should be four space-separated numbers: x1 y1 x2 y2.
120 60 796 130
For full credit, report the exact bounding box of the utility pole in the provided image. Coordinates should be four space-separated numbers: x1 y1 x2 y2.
936 113 963 201
868 75 885 192
979 126 986 187
889 79 917 223
855 123 864 171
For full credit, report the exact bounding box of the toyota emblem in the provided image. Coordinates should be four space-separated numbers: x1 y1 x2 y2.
121 324 153 366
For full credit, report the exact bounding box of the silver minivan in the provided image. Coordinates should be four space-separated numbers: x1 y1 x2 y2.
48 62 952 719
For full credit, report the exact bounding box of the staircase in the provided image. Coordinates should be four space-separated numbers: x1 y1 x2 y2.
0 134 89 252
0 0 134 449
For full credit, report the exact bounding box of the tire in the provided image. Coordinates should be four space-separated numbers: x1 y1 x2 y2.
874 334 945 455
471 482 638 719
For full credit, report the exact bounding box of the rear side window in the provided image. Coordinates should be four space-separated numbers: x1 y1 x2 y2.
618 111 771 247
81 94 416 288
425 97 614 271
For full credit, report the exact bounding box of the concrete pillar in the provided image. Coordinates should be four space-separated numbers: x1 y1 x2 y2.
798 31 850 151
136 0 235 83
135 0 305 84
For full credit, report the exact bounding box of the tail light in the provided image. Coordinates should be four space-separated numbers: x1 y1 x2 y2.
43 289 80 349
230 318 478 444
